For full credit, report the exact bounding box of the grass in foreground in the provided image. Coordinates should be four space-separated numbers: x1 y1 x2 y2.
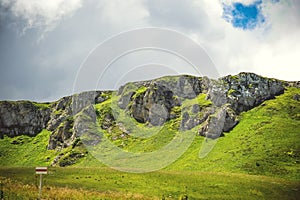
0 167 299 200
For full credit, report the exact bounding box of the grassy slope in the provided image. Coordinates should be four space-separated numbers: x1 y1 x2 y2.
0 130 57 166
168 87 300 180
0 87 299 199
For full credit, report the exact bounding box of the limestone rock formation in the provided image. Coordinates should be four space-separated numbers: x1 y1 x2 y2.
221 72 284 113
0 72 290 166
0 101 51 138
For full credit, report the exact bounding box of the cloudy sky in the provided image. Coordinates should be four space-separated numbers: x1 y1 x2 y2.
0 0 299 102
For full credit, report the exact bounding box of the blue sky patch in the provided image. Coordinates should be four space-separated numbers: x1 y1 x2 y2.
222 0 266 30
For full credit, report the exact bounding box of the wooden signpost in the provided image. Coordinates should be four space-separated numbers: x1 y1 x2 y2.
35 167 48 199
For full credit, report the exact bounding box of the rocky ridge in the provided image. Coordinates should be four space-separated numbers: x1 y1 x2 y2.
0 72 296 166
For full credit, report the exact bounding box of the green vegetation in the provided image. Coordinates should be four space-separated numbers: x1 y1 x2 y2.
181 93 212 108
32 102 52 110
94 93 180 153
228 89 235 95
0 88 299 199
181 93 212 120
0 167 298 200
168 87 300 180
120 82 139 97
132 86 147 99
231 75 239 81
0 130 57 166
0 129 86 168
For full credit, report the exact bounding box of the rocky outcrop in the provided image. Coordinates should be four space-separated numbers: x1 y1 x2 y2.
284 81 300 88
0 72 292 166
0 101 51 138
221 72 284 113
198 105 239 138
180 107 211 131
48 91 110 150
115 72 284 138
118 75 206 126
195 72 284 137
130 83 180 126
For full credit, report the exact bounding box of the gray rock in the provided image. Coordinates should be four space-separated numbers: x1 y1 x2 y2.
222 72 284 113
293 94 300 101
198 105 238 138
0 101 51 137
223 106 239 132
284 81 300 88
48 117 74 150
73 104 101 147
118 91 135 109
199 106 226 139
130 83 180 125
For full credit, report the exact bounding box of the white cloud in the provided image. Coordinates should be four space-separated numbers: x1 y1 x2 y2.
189 0 300 81
0 0 299 101
222 0 260 5
1 0 82 38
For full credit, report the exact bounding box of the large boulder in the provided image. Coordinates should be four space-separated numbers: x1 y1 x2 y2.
198 105 238 138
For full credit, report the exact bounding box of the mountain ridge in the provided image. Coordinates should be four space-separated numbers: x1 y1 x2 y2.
0 72 299 168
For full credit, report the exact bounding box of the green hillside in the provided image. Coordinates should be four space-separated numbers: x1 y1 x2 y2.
0 87 299 178
0 87 299 199
168 87 300 180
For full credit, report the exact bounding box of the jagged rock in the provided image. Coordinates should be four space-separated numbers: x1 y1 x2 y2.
192 104 200 113
199 106 226 139
293 94 300 101
73 104 101 146
180 107 213 131
176 75 202 98
47 96 72 131
47 91 111 150
222 72 284 113
0 101 51 138
152 75 202 99
223 107 239 132
72 91 101 115
198 105 238 138
181 113 201 130
101 112 115 130
284 81 300 88
148 103 169 126
118 91 135 109
207 80 228 107
48 117 74 150
130 83 180 125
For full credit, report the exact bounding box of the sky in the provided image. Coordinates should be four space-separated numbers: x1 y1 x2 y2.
0 0 299 102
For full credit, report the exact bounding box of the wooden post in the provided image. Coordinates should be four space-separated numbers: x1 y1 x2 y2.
35 167 47 200
38 174 43 200
0 181 3 200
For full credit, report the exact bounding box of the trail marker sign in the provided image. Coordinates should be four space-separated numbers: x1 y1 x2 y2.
35 167 48 174
35 167 48 199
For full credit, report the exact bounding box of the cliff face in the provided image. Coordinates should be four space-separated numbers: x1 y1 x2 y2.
0 101 51 138
0 72 294 165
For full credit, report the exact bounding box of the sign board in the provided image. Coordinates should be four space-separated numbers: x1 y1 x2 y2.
35 167 48 175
